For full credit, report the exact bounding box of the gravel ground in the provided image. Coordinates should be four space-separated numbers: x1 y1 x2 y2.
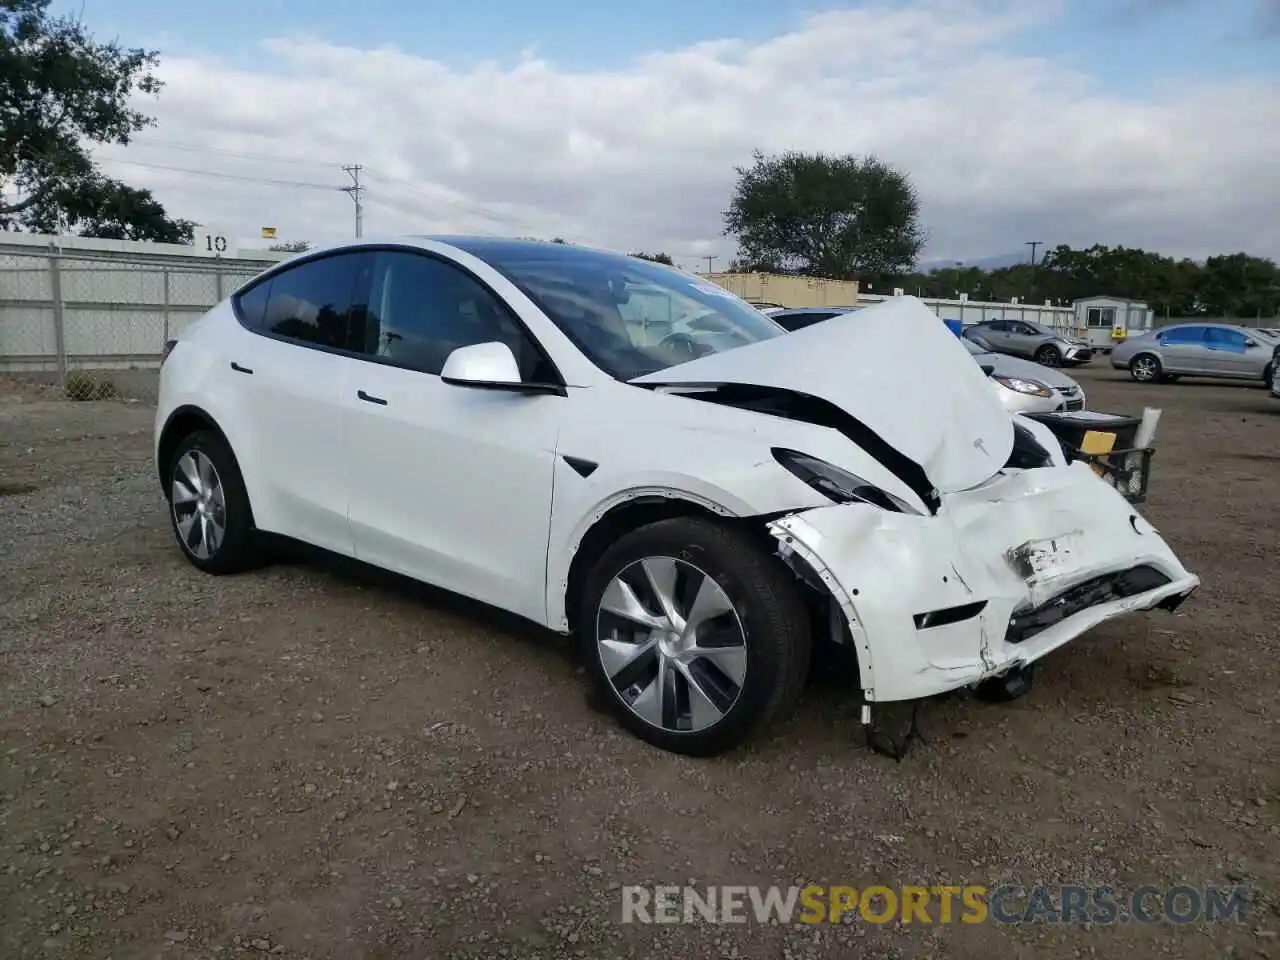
1 367 1278 960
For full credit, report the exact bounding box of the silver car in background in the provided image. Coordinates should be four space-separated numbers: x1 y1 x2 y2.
1110 322 1279 384
963 338 1087 414
963 319 1094 367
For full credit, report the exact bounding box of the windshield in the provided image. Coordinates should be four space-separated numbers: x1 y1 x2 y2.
453 240 787 379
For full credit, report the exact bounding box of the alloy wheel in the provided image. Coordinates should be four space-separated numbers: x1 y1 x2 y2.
595 556 748 734
171 450 227 560
1132 356 1157 381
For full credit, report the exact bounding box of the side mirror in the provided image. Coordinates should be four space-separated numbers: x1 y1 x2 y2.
980 364 995 377
440 341 565 396
1245 338 1257 348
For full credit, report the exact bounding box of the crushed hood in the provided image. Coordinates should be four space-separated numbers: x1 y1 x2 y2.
633 296 1016 494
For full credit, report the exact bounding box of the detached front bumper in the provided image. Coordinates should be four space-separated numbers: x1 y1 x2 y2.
769 461 1199 704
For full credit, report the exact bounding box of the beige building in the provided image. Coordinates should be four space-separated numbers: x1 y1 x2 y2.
698 271 859 308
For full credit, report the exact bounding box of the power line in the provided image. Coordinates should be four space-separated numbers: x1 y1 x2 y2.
129 136 345 169
362 171 544 233
95 155 343 191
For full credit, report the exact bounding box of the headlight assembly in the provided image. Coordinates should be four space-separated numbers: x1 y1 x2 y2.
992 375 1053 398
772 448 924 514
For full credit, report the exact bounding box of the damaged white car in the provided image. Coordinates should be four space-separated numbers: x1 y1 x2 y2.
154 237 1200 757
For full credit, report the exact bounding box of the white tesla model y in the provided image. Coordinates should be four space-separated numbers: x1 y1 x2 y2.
155 237 1199 756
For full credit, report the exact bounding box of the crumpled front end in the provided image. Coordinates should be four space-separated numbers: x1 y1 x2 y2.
768 461 1199 704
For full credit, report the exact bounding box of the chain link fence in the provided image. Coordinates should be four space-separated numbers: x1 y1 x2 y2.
0 243 280 403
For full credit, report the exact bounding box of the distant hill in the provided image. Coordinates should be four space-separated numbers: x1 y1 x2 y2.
917 251 1029 273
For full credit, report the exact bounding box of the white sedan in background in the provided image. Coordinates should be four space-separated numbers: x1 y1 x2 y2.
962 337 1088 414
154 237 1198 757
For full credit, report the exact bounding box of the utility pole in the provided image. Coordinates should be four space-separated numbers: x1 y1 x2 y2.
1025 240 1042 301
703 255 718 274
342 164 365 239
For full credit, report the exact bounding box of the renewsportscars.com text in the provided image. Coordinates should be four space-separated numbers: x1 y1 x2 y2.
620 884 1252 925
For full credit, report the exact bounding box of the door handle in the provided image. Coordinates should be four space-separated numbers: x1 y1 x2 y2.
357 390 388 406
230 361 254 375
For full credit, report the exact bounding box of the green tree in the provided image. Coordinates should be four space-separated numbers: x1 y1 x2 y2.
269 239 313 253
0 0 189 238
21 174 194 242
630 251 674 265
1197 253 1279 318
723 150 926 280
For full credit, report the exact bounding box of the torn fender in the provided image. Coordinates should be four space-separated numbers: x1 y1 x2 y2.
768 461 1200 704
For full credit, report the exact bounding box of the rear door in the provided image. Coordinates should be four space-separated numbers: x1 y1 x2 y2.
229 251 372 554
1156 326 1209 374
968 321 1006 351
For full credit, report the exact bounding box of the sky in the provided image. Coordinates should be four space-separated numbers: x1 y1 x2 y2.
42 0 1280 267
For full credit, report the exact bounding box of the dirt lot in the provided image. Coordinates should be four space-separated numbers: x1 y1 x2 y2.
2 367 1278 960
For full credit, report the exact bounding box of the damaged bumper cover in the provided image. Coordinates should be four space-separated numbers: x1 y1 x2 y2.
768 460 1199 704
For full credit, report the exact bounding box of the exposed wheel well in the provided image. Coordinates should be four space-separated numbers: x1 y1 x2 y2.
156 407 234 486
563 496 774 635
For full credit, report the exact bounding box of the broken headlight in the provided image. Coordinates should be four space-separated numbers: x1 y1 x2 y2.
772 448 923 514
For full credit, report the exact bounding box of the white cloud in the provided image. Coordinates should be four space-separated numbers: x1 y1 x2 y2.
90 0 1280 265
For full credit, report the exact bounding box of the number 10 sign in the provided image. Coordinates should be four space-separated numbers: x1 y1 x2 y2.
194 226 238 258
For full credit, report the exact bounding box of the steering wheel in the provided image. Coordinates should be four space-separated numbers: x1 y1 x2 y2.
659 332 703 361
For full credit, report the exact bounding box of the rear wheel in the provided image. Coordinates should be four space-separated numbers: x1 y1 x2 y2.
578 517 811 756
166 430 261 574
1129 353 1162 383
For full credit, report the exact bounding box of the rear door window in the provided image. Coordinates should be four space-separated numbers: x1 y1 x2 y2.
257 252 371 350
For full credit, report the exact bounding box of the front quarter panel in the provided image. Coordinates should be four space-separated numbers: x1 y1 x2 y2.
542 380 922 630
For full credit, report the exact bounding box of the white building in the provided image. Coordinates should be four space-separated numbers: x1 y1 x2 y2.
1072 296 1155 351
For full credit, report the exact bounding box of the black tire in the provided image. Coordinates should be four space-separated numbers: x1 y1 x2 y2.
1035 345 1062 367
165 429 261 575
577 517 811 757
1129 353 1162 383
974 664 1035 703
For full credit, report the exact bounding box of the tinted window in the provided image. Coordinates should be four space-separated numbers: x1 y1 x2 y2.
450 240 786 380
234 280 271 330
774 312 833 332
259 253 368 349
1160 326 1206 344
1205 327 1247 349
359 251 553 380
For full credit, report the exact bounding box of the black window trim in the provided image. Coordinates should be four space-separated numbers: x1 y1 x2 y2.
229 243 567 392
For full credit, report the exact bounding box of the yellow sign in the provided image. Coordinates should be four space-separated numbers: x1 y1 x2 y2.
261 227 278 239
1111 326 1127 339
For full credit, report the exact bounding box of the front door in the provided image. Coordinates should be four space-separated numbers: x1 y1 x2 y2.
341 248 566 625
1203 327 1260 378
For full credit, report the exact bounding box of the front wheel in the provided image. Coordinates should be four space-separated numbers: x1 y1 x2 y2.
578 517 811 756
1035 345 1062 367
